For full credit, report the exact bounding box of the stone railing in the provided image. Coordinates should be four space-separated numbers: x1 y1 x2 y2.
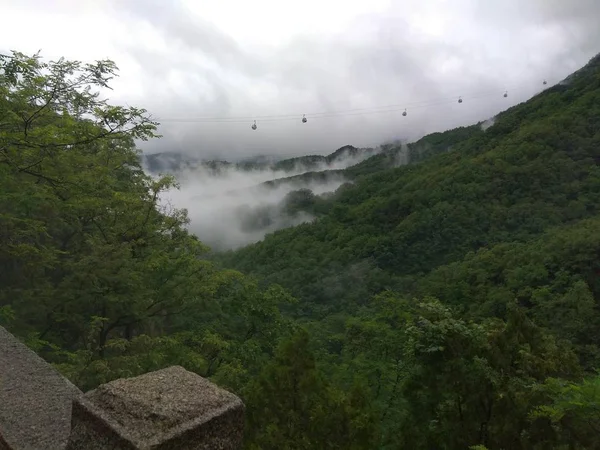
0 326 245 449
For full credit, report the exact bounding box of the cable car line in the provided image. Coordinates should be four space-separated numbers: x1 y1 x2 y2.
156 79 552 125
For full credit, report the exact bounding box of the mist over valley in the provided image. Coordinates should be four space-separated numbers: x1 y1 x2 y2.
141 144 385 249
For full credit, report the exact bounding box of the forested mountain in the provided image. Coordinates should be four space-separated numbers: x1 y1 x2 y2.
217 52 600 448
2 50 600 450
220 53 600 315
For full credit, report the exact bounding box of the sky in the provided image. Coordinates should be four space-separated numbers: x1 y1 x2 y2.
1 0 599 160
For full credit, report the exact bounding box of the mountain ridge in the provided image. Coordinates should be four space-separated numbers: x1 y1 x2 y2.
140 144 376 176
217 51 600 309
211 52 600 448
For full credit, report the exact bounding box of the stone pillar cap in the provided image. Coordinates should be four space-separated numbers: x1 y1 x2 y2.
70 365 244 448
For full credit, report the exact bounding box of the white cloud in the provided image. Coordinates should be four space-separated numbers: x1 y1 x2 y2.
1 0 598 159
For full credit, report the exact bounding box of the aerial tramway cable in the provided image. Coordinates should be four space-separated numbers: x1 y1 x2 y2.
156 80 553 126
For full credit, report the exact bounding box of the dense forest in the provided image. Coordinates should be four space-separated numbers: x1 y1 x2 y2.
1 50 600 449
221 52 600 449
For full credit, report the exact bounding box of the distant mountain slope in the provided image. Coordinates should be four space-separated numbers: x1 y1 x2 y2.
344 124 484 179
260 169 345 189
217 52 600 316
140 145 377 177
141 151 200 174
140 153 263 175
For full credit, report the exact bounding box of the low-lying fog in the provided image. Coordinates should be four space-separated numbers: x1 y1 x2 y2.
151 147 381 251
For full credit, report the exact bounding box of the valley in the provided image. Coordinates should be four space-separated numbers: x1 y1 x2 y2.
2 48 600 450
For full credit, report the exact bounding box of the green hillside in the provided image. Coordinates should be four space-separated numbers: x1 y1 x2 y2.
220 54 600 315
217 53 600 448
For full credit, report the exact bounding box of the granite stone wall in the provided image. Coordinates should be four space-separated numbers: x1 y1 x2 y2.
0 327 245 450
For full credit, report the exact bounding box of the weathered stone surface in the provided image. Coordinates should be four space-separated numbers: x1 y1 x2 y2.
67 365 245 449
0 432 12 450
0 326 82 450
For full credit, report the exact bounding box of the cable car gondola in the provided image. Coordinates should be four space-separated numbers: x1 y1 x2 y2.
302 114 307 123
251 120 257 130
402 109 407 117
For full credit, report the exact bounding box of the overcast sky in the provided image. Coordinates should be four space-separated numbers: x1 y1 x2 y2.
1 0 599 159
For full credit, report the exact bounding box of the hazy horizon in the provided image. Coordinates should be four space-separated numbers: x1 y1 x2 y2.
2 0 599 159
